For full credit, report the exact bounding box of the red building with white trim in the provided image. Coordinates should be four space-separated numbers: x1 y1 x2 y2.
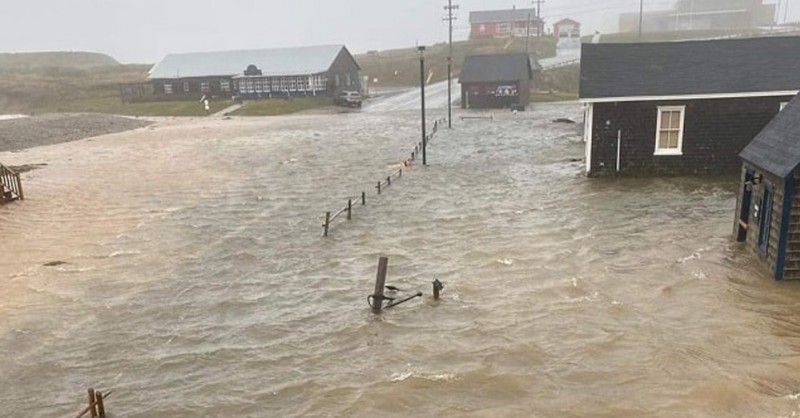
469 8 544 39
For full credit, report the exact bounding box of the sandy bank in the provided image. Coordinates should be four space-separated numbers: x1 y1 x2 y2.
0 113 151 152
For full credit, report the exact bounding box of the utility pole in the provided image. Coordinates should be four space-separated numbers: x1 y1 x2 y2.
444 1 458 129
526 12 532 54
785 0 791 24
419 46 427 166
536 0 543 37
638 0 644 39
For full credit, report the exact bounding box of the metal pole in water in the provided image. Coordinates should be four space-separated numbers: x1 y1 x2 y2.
323 212 330 237
372 257 389 314
419 46 427 166
362 191 366 205
347 199 352 220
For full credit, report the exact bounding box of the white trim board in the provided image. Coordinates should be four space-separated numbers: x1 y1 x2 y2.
579 90 799 104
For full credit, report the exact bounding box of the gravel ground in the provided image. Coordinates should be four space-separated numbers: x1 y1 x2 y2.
0 114 151 152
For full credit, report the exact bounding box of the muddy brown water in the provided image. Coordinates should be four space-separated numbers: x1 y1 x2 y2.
3 104 800 417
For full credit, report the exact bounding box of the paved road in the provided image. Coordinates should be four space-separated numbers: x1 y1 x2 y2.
364 46 582 113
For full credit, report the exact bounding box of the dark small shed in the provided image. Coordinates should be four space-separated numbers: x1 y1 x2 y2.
460 53 538 110
736 94 800 280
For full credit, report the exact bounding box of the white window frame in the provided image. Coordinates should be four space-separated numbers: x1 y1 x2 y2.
654 105 685 156
497 23 511 33
220 80 230 92
164 83 173 94
781 102 789 111
183 81 190 92
479 24 486 32
200 82 210 93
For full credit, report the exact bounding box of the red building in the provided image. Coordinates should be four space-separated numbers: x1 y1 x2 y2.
469 8 544 39
553 18 581 38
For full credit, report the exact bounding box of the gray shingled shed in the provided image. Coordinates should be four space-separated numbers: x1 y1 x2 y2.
735 94 800 280
459 53 538 110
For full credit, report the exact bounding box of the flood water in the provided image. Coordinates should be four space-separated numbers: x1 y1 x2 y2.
4 103 800 417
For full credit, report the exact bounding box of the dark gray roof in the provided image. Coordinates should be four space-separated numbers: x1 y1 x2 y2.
149 45 350 79
580 36 800 100
460 54 535 84
470 9 541 24
740 94 800 178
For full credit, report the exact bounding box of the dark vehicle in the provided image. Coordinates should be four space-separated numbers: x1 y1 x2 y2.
334 91 362 108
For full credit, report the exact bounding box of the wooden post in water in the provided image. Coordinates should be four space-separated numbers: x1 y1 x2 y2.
377 181 381 194
323 212 330 237
347 199 352 220
387 176 391 186
95 391 105 418
411 151 415 160
87 389 98 418
372 257 389 314
361 191 366 205
399 169 402 177
15 173 23 200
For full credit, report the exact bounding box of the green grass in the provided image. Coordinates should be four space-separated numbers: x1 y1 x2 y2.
230 97 332 116
356 37 557 87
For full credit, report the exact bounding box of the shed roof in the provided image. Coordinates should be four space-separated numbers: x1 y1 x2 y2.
460 54 535 84
470 9 542 24
554 18 580 27
148 45 352 79
579 36 800 101
740 94 800 178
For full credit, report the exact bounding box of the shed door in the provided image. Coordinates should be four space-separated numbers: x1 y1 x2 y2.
758 185 773 254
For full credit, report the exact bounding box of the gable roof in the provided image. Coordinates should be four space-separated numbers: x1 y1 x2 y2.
460 53 535 83
579 36 800 102
148 45 352 79
740 94 800 178
470 9 541 24
554 18 580 27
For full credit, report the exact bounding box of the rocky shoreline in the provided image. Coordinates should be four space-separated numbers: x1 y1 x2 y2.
0 113 151 153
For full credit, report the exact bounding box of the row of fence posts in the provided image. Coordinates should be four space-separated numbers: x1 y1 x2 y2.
322 118 445 237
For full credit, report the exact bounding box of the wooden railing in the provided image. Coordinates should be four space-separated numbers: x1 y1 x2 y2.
0 162 24 204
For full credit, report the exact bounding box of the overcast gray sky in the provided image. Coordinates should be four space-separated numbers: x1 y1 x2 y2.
0 0 795 63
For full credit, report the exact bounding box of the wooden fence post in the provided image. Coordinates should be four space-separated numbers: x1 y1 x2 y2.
323 212 330 237
387 176 391 186
377 181 381 194
361 191 366 205
399 169 402 177
347 199 352 220
95 391 105 418
87 389 98 418
372 257 389 314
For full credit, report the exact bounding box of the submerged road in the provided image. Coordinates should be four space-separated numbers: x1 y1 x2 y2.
364 46 582 113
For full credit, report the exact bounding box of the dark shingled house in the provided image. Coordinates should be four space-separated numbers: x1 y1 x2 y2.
146 44 360 101
735 94 800 280
460 53 539 110
580 36 800 176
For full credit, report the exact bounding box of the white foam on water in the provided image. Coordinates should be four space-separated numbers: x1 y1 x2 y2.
0 114 28 121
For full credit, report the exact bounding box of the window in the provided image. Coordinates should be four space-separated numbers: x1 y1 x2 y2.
781 102 789 111
183 81 190 92
254 79 263 93
479 24 486 32
262 78 271 92
655 106 685 155
346 73 351 86
164 83 173 94
497 23 511 33
200 82 210 93
220 80 230 92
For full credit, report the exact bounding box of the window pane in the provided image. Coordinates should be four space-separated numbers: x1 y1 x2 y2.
659 131 670 149
661 111 671 130
670 111 681 129
670 131 679 148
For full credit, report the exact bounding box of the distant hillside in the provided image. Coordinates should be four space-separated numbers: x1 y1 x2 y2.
356 37 557 87
0 51 120 72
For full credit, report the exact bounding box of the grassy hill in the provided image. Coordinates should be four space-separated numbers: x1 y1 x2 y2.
356 37 557 87
0 51 120 72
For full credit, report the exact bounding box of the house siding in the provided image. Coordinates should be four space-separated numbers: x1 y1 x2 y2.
151 76 234 99
461 78 531 109
326 48 361 93
733 164 800 280
589 96 794 176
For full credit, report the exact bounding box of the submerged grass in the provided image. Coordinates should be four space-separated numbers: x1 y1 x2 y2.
230 97 332 116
